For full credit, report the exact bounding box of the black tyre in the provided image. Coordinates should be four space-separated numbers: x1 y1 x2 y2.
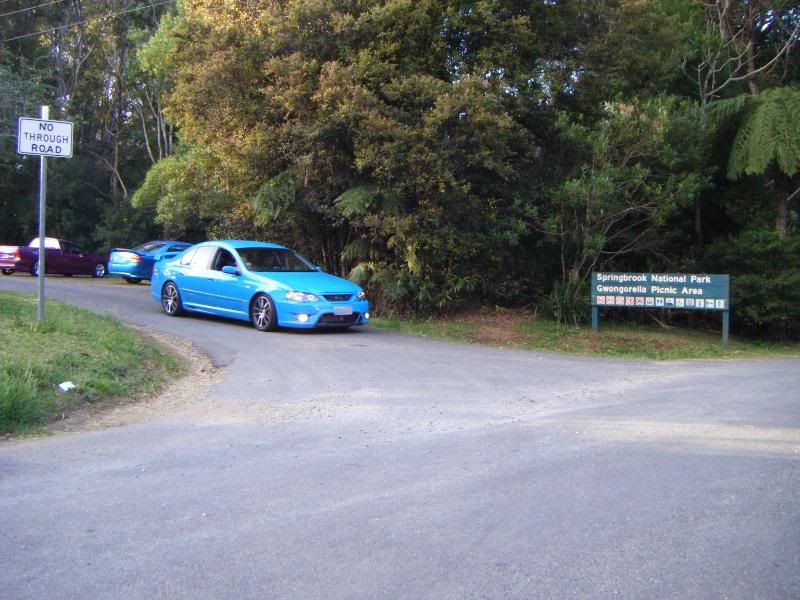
125 277 141 284
161 282 183 316
93 263 106 278
250 293 277 331
2 268 13 275
31 261 39 276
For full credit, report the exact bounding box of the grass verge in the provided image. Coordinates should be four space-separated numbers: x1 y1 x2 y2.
372 310 800 360
0 292 180 434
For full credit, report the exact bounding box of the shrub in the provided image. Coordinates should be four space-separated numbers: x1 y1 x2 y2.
701 230 800 339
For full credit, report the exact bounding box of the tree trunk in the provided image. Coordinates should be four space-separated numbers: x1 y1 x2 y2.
694 198 704 250
776 196 788 238
771 167 790 238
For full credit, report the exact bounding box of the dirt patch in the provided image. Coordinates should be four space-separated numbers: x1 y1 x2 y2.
450 308 534 347
47 329 223 433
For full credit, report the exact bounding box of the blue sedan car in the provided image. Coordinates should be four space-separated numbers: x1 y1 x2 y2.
150 240 369 331
108 240 191 284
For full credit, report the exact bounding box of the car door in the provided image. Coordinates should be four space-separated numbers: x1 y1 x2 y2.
201 248 251 317
178 245 217 308
37 238 64 274
60 241 85 275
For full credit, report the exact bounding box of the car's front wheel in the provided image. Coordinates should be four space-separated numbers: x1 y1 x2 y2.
31 261 40 276
250 293 277 331
161 282 183 317
93 263 106 278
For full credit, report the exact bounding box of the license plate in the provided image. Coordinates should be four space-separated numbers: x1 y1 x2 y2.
333 306 353 316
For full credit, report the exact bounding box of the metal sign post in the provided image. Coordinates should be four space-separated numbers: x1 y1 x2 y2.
37 106 48 322
17 107 74 322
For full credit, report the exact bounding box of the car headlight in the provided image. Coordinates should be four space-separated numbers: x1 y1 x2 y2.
285 291 320 303
357 291 366 300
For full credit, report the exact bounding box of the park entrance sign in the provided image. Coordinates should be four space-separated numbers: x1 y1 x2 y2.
591 272 731 346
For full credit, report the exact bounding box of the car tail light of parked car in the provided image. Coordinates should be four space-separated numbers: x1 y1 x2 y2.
112 251 143 263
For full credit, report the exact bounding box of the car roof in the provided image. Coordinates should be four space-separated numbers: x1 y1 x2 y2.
200 240 288 251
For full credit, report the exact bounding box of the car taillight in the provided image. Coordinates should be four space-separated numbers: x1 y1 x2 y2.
117 252 142 263
14 250 21 262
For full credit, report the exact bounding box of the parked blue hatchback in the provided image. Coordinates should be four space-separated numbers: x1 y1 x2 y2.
150 240 369 331
108 240 191 284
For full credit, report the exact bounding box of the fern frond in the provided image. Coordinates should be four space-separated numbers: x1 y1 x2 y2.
706 94 750 127
341 239 371 263
253 170 297 224
335 186 378 218
727 86 800 179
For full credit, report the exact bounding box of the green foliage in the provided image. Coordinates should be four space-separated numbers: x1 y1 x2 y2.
0 63 52 243
0 370 50 432
701 230 800 338
543 279 590 328
254 171 299 224
714 87 800 180
544 97 710 286
577 0 703 106
707 87 800 235
131 147 234 239
93 194 162 250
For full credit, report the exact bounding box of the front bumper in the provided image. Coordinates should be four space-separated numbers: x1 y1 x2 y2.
276 299 370 329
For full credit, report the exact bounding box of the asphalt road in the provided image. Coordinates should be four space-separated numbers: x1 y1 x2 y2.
1 275 799 599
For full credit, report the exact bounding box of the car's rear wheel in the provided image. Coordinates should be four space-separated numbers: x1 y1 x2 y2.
250 293 277 331
161 282 183 316
125 277 141 284
93 263 106 278
1 268 13 275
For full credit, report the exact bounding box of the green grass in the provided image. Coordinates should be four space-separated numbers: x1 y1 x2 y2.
0 292 181 434
372 312 800 360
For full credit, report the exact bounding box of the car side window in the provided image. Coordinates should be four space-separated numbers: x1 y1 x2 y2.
63 242 81 255
189 246 217 270
180 249 197 266
212 249 237 271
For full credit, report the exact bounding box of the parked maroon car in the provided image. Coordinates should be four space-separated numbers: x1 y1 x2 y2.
0 237 107 278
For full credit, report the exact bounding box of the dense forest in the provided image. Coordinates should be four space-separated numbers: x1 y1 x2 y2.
1 1 798 336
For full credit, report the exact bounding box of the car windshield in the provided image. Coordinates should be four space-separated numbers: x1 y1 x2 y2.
238 248 316 272
133 241 167 253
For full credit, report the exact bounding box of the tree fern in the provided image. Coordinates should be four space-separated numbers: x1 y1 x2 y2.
708 86 800 180
252 171 297 224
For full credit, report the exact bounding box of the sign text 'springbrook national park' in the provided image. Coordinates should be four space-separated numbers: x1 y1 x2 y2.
591 272 731 347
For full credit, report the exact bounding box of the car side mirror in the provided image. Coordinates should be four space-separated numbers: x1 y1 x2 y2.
222 265 239 275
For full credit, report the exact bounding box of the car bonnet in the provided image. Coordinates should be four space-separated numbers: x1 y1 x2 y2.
251 270 361 296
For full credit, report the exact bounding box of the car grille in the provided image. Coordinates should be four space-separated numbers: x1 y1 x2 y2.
319 313 361 325
323 294 352 302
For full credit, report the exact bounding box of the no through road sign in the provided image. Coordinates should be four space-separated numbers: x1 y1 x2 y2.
17 117 73 158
